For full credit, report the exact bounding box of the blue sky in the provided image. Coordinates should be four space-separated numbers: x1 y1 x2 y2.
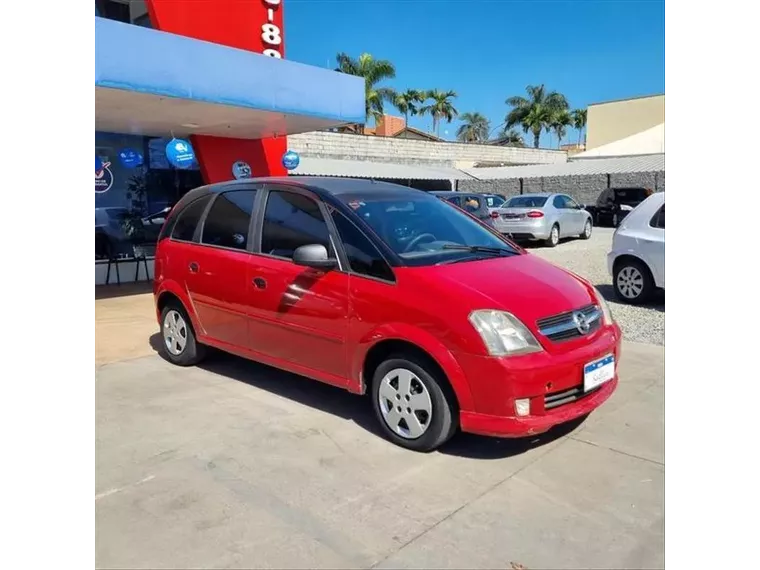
284 0 665 147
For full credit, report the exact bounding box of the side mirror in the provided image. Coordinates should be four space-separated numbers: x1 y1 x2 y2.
292 244 338 270
579 203 586 210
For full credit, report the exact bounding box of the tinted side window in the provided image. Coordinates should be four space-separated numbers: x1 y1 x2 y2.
331 210 395 282
564 196 580 209
446 196 461 207
650 204 665 229
553 195 566 208
201 190 257 250
462 196 482 212
261 191 333 259
171 195 211 242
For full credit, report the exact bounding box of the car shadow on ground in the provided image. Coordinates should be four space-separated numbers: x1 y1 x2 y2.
595 283 665 312
149 333 583 460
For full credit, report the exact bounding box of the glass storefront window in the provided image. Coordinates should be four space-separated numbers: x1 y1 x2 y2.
95 131 202 260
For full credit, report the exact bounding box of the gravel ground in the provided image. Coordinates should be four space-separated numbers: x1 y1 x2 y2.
527 227 665 346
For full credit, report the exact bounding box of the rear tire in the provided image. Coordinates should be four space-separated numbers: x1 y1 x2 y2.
545 224 560 247
371 353 457 452
613 258 654 305
159 304 206 366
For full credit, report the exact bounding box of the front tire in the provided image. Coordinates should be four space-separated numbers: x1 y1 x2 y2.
614 258 654 305
160 304 206 366
581 219 593 240
545 224 560 247
371 353 457 452
612 212 620 227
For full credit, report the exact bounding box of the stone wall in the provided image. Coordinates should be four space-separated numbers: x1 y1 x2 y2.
459 171 664 205
288 131 566 168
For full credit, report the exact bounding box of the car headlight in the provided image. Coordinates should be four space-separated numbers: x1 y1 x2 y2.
593 287 615 325
468 310 542 356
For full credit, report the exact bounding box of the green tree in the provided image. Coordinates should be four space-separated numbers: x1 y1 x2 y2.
421 89 459 137
572 108 588 146
498 128 526 147
551 109 573 149
393 89 425 127
335 52 396 132
456 112 490 143
505 84 569 148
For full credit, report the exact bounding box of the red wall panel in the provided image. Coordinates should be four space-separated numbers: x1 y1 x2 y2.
146 0 288 180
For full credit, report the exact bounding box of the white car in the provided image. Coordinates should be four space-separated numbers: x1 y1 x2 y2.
607 193 665 304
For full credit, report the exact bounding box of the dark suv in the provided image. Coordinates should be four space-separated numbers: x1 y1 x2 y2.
588 187 654 227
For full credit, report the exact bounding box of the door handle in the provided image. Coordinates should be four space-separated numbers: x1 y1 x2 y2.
252 277 267 290
188 262 199 273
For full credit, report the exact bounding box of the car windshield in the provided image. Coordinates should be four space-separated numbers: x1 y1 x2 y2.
505 196 548 208
340 194 519 266
485 195 505 208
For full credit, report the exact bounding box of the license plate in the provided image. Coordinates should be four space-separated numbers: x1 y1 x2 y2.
583 354 615 392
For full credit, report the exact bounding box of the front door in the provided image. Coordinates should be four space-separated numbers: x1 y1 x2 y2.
246 188 350 383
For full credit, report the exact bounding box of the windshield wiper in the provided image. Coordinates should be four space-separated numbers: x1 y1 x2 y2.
441 244 515 256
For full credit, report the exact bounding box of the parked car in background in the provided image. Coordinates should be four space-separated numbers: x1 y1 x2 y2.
493 193 593 247
154 177 621 452
95 206 170 259
481 193 507 211
587 187 654 227
430 191 497 228
607 192 665 304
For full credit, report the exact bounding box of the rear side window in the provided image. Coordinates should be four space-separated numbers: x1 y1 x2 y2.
553 195 567 208
261 191 333 259
485 195 505 208
445 196 461 207
331 210 395 282
650 204 665 229
201 190 257 250
171 195 212 242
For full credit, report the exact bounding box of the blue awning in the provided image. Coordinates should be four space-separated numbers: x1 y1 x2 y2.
95 17 365 138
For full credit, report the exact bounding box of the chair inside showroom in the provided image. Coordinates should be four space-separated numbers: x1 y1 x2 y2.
131 242 156 282
96 232 122 286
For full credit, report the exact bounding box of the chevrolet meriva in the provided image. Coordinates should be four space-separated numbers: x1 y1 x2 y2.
154 177 621 452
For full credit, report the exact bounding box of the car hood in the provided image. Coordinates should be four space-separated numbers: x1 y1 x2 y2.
405 253 595 325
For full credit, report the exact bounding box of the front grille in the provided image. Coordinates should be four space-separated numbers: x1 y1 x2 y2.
544 385 599 410
536 304 601 343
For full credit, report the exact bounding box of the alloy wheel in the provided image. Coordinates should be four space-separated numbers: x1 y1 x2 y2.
617 266 644 299
377 368 433 439
163 309 188 355
584 221 592 238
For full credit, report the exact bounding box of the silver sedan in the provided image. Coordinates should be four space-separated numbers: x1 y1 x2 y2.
493 193 593 247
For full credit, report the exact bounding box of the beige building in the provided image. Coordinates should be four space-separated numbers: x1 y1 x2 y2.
585 94 664 151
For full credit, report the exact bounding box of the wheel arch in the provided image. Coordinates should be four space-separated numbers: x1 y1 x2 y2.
354 327 475 411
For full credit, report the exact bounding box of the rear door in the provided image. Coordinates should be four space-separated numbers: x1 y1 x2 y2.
245 185 351 383
562 195 587 234
552 195 578 235
184 187 260 349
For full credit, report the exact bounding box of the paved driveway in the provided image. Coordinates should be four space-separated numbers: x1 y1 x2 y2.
96 341 664 569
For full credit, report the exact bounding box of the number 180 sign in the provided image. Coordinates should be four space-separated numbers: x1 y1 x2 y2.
261 0 283 59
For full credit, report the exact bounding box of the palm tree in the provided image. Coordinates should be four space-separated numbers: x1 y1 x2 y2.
335 52 396 132
456 112 490 143
497 128 525 147
551 109 573 149
393 89 425 128
505 84 569 148
421 89 458 137
572 108 588 146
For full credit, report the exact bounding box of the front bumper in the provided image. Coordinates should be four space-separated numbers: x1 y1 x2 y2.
455 324 622 438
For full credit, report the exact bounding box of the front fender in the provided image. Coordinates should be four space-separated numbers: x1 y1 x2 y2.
352 322 475 411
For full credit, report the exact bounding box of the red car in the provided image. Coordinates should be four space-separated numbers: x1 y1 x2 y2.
154 178 621 452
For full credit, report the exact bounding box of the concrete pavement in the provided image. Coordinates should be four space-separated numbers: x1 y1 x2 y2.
95 341 664 569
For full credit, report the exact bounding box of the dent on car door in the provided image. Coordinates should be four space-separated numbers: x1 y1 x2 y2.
246 188 350 382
